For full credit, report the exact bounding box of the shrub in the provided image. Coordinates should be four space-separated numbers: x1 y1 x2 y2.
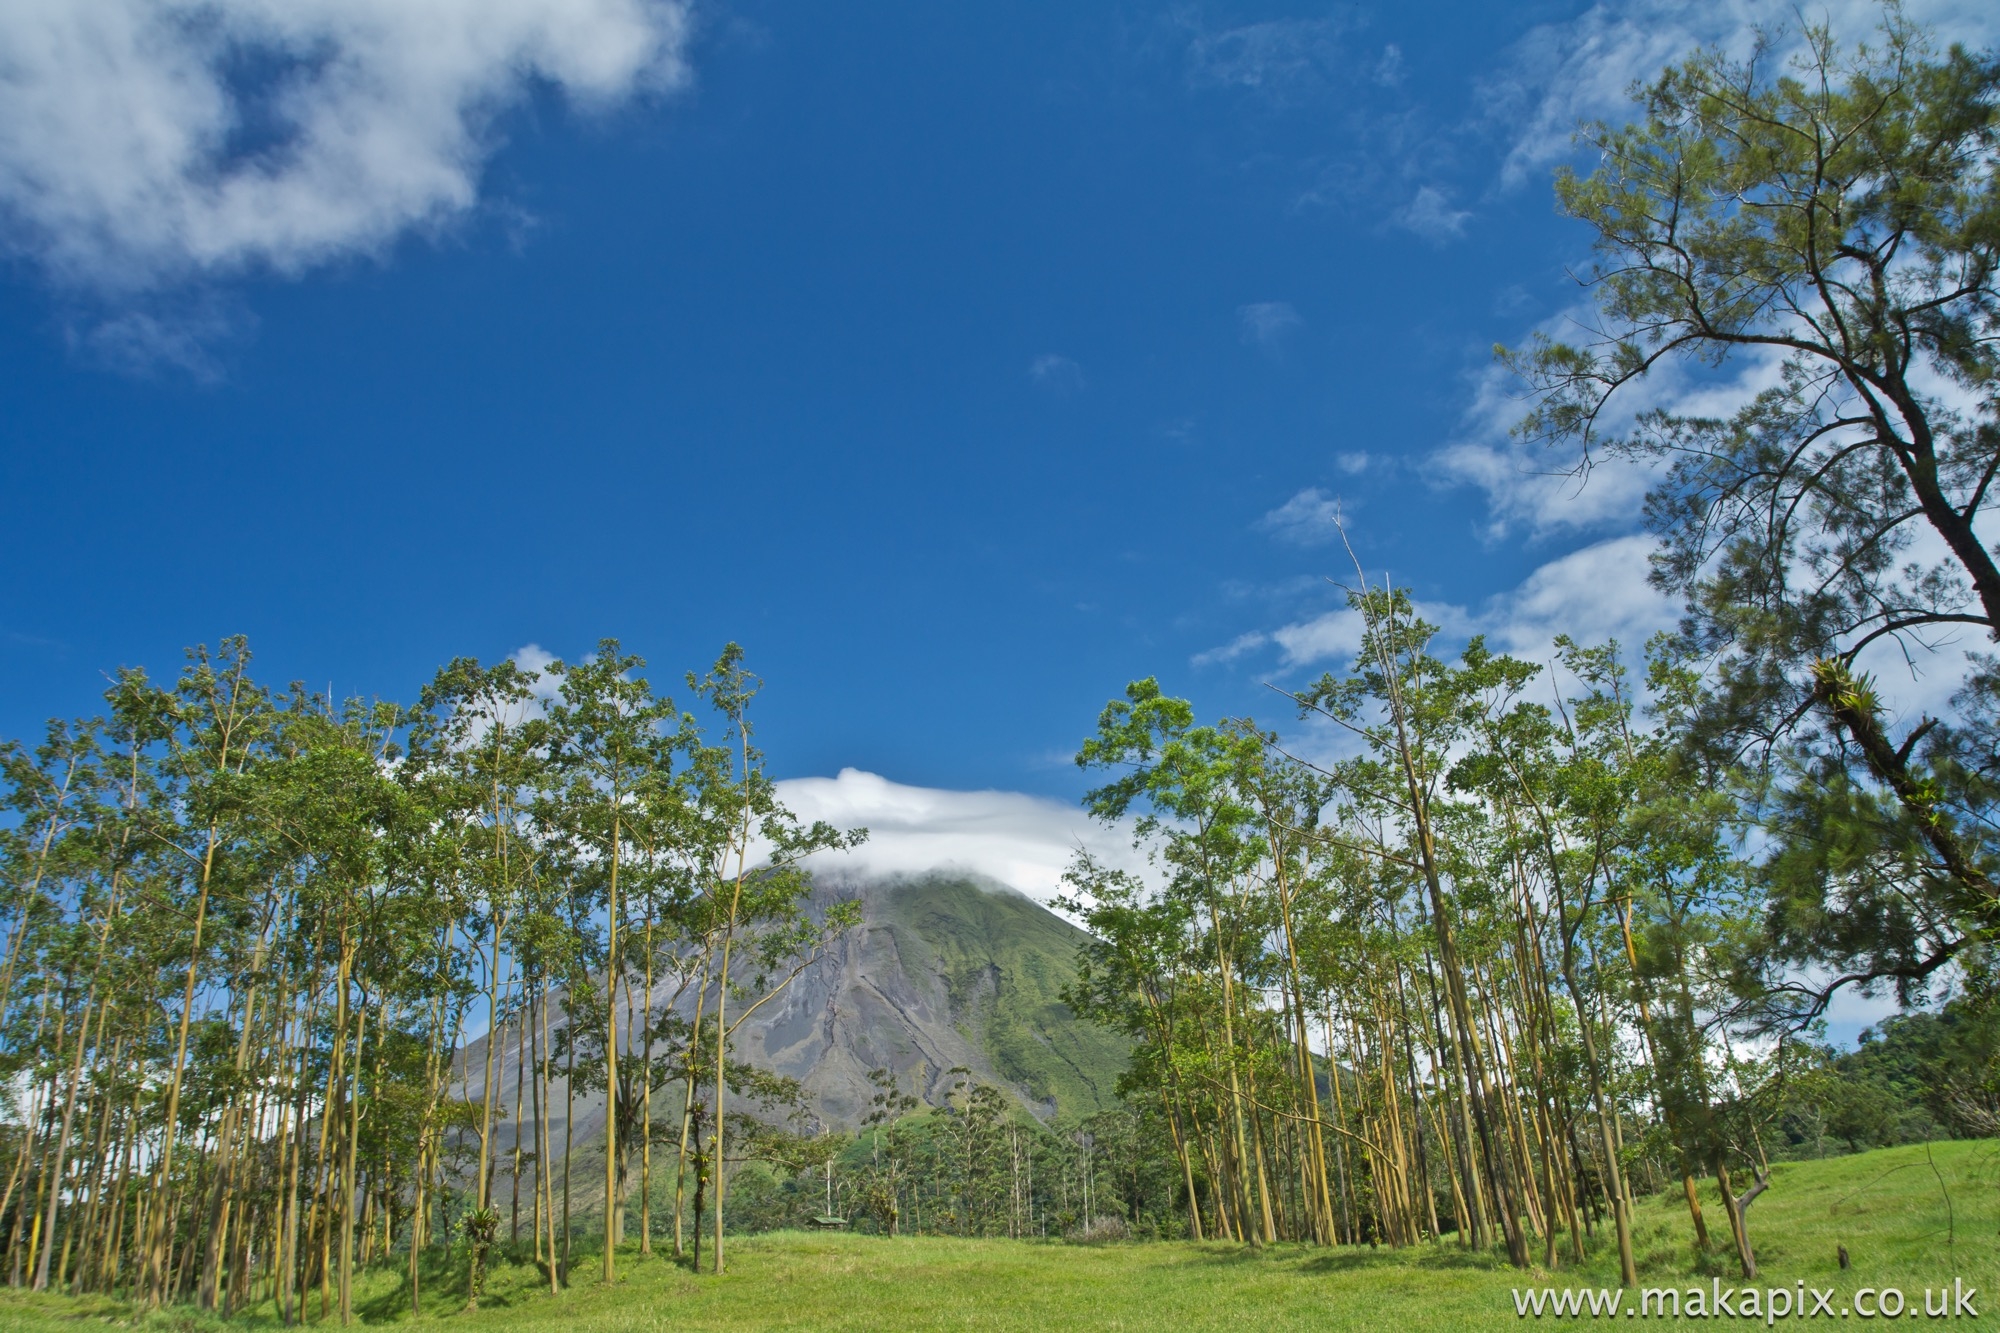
1067 1214 1129 1244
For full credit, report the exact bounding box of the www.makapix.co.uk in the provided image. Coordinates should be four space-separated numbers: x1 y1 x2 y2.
1512 1279 1979 1319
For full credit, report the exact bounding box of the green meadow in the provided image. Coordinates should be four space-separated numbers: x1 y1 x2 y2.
3 1142 1992 1333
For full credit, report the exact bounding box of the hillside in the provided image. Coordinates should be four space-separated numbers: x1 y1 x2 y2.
739 871 1131 1124
463 872 1129 1148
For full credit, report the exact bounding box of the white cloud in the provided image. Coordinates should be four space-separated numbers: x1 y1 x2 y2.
0 0 690 293
510 643 558 673
1269 595 1491 670
1238 300 1302 348
1478 535 1675 656
509 643 562 702
1434 306 1798 541
1433 432 1653 540
1484 0 2000 191
1271 606 1368 669
1203 539 1671 673
1256 487 1343 547
773 768 1142 905
1394 185 1469 243
1278 542 1671 669
1191 630 1268 669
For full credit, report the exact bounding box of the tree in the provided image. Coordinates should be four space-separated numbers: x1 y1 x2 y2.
541 640 679 1284
0 633 856 1312
132 640 273 1309
1290 591 1538 1270
407 657 544 1304
1507 10 2000 1006
860 1067 917 1235
1076 681 1272 1245
681 644 862 1275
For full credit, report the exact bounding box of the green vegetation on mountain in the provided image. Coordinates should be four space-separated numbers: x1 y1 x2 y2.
869 876 1129 1117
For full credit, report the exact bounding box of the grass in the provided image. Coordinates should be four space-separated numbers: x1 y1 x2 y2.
3 1141 1994 1332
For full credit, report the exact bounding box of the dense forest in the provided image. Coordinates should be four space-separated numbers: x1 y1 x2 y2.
0 7 1996 1320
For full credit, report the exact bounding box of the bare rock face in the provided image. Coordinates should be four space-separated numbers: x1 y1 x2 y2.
461 870 1128 1152
729 871 1128 1125
729 879 999 1125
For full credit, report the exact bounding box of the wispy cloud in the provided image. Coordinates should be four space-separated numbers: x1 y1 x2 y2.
1181 14 1355 104
1373 44 1405 88
1481 0 2000 191
1256 487 1344 547
1167 0 2000 264
1434 304 1796 541
1238 300 1302 349
1394 185 1470 243
1191 630 1268 668
1159 7 1448 229
1482 3 1717 191
70 296 250 381
1029 353 1084 394
0 0 690 300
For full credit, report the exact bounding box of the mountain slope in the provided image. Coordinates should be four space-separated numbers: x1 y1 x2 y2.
740 872 1131 1125
462 871 1128 1143
728 872 1136 1120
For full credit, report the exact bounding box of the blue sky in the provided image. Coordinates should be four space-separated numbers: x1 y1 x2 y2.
2 0 1995 821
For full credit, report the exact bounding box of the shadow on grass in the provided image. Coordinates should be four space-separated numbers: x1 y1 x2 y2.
1301 1243 1512 1275
1159 1239 1511 1275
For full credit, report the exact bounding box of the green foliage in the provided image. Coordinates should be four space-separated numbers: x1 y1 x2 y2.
1779 996 2000 1154
0 633 865 1308
872 876 1129 1116
1506 6 2000 995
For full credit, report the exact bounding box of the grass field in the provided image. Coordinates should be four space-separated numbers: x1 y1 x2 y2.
3 1141 1993 1331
